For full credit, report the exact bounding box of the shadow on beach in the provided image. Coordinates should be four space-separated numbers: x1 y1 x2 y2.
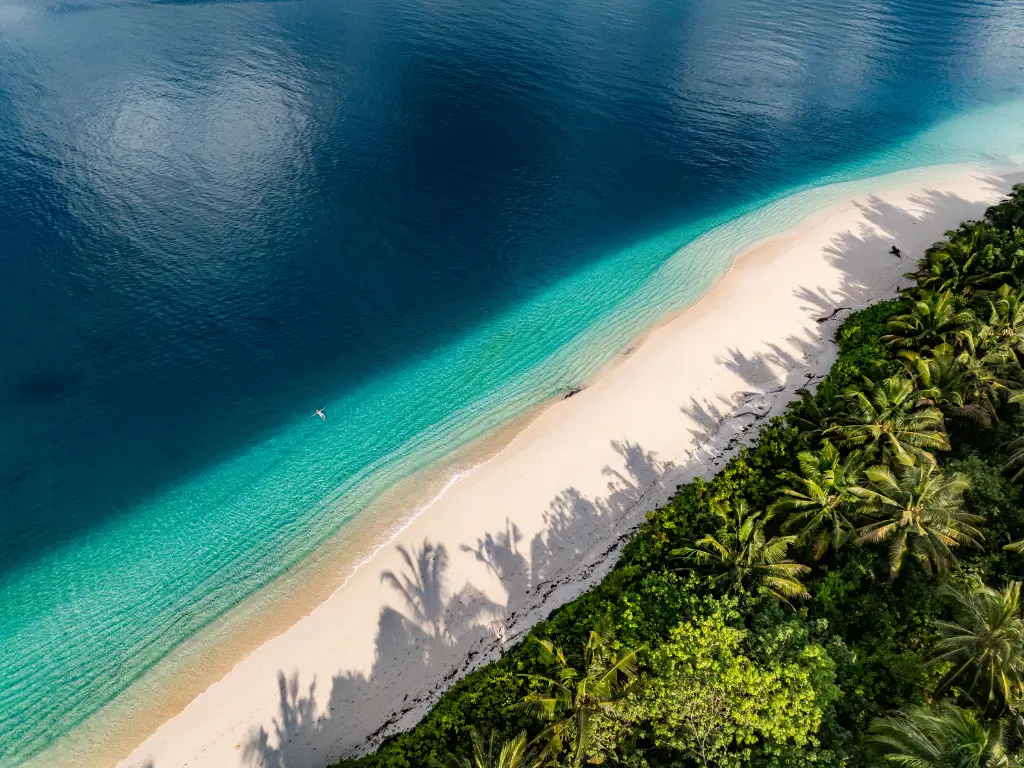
679 174 1024 455
240 439 668 767
237 173 1024 768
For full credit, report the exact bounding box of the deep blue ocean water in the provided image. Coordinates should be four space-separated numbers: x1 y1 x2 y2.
1 0 1024 762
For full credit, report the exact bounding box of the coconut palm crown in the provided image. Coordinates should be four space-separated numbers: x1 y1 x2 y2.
912 223 1008 296
932 580 1024 713
771 440 863 559
868 702 1017 768
899 344 1018 429
980 283 1024 366
520 626 641 766
673 499 810 603
883 290 975 350
852 462 981 578
985 184 1024 231
434 730 535 768
828 375 949 466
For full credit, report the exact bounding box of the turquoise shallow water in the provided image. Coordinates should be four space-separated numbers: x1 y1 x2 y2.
2 0 1024 763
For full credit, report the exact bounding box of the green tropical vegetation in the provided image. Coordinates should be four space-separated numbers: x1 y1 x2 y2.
868 703 1016 768
520 625 641 765
931 580 1024 712
851 462 979 578
434 729 535 768
673 499 810 603
337 187 1024 768
771 440 861 560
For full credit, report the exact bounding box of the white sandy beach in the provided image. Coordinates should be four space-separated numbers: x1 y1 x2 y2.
110 165 1024 768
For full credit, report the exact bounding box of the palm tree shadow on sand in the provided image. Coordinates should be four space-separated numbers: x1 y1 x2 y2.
678 176 1024 466
241 440 669 767
238 175 1024 768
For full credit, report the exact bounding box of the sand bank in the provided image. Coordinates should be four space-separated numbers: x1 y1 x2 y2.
109 165 1023 768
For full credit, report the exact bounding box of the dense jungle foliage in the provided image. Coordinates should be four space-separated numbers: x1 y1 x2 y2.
338 184 1024 768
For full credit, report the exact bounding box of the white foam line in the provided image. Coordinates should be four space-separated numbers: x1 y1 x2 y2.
183 393 555 712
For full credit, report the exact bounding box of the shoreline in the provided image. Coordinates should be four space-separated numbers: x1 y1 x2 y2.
36 162 1024 768
27 400 557 768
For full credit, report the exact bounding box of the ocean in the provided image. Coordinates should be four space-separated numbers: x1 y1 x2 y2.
1 0 1024 763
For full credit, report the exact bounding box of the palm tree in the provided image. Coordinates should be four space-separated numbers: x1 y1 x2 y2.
883 290 975 350
828 376 949 466
851 462 981 578
899 344 1015 429
913 223 1007 295
771 440 863 559
788 383 842 439
1005 443 1024 484
986 184 1024 231
521 626 641 766
932 580 1024 712
435 729 535 768
673 499 810 603
981 284 1024 366
1001 423 1024 484
868 702 1017 768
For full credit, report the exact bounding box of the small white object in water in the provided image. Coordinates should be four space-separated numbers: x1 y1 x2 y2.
313 407 326 421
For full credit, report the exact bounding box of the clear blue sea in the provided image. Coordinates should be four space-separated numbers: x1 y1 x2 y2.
1 0 1024 763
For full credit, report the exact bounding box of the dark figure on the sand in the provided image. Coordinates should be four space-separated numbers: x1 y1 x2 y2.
890 245 902 258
